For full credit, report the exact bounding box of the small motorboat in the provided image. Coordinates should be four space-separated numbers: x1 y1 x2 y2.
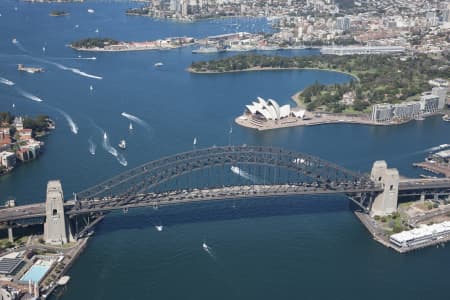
118 139 126 149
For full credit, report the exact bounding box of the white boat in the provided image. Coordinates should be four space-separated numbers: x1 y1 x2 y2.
415 116 425 121
155 225 163 232
89 85 93 91
230 166 240 174
95 28 99 33
202 242 208 251
12 38 17 44
42 46 46 52
118 139 126 149
439 144 450 149
442 115 450 122
154 62 164 67
87 8 95 14
129 123 133 130
193 137 197 145
103 132 107 140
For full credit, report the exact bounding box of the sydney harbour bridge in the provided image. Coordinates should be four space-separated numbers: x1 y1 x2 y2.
1 146 450 244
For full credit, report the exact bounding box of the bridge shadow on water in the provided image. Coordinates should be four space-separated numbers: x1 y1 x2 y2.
93 195 360 235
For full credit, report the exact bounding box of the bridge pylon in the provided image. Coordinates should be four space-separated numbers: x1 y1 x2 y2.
369 161 399 217
43 180 74 245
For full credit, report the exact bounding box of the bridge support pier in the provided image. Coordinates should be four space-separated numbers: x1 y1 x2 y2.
370 161 399 217
7 226 13 243
43 180 74 245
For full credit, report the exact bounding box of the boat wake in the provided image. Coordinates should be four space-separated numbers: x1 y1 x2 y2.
53 62 102 80
54 108 78 134
32 57 103 80
16 88 43 102
88 138 96 155
52 56 97 61
230 166 260 183
0 77 14 86
12 39 30 54
121 112 153 132
102 132 128 166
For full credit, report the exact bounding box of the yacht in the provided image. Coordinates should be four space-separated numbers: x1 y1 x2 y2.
87 8 95 14
154 62 164 67
118 139 126 149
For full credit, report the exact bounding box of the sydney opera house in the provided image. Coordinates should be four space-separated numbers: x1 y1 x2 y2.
244 97 305 121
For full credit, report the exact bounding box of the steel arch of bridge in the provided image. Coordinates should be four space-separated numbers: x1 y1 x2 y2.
76 146 375 201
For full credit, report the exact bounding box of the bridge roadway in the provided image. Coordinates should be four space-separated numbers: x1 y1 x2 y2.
3 177 450 223
0 182 380 222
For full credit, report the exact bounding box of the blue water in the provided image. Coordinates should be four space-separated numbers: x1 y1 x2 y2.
21 264 51 283
1 1 450 300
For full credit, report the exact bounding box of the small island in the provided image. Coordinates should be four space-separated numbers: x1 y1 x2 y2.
190 53 450 114
49 10 70 17
0 112 54 176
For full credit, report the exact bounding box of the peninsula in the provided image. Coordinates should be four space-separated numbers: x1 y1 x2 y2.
70 37 195 52
190 53 449 111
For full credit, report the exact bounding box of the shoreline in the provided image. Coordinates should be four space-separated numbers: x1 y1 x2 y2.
187 66 360 82
235 111 444 131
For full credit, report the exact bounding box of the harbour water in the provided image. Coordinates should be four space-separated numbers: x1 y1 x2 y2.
1 1 450 299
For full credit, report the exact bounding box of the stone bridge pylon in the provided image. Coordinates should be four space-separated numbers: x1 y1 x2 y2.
43 180 74 245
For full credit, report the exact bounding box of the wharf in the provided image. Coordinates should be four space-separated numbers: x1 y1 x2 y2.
356 211 450 253
413 162 450 177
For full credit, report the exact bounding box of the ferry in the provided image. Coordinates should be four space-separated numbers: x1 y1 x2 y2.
154 62 164 67
17 64 44 74
192 47 225 54
118 139 126 149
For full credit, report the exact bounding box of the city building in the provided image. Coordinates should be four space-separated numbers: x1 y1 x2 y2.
390 221 450 248
335 16 350 31
320 45 405 55
371 104 393 122
431 87 448 109
393 101 421 120
428 78 449 88
420 93 440 113
0 128 11 149
0 151 16 169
